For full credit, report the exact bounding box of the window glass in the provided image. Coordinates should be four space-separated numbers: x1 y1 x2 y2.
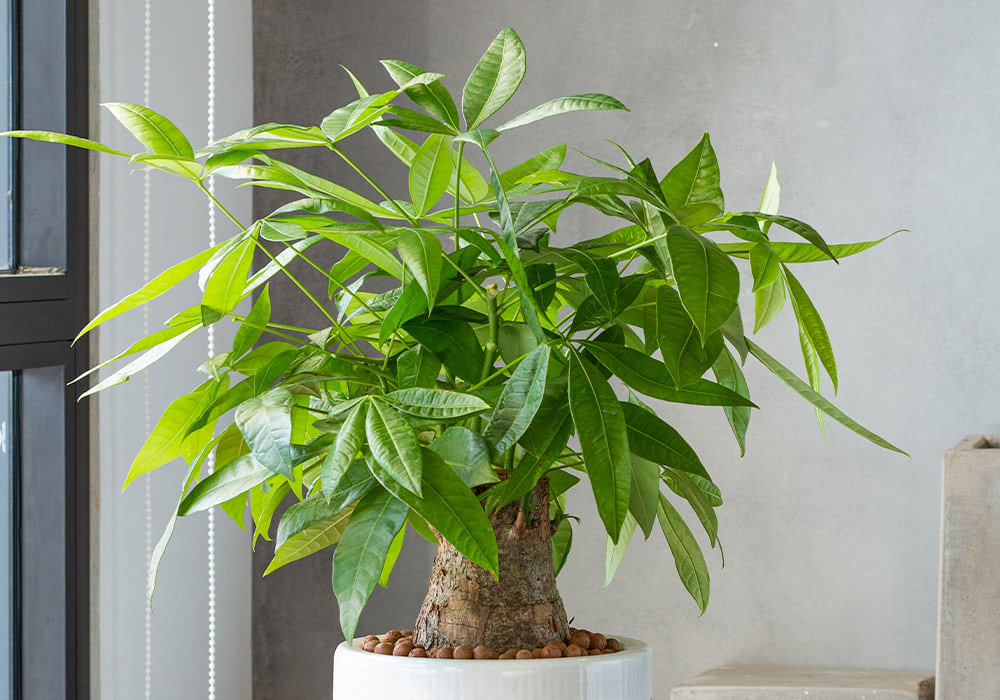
0 0 12 273
0 370 13 700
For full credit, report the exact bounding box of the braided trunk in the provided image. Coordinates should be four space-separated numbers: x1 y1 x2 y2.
412 479 570 650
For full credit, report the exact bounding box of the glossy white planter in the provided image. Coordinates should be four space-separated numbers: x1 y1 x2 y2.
332 636 652 700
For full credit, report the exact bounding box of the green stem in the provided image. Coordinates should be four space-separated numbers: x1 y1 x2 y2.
224 313 308 344
288 244 384 320
441 254 488 301
330 145 419 226
608 231 668 259
198 181 244 229
478 285 500 383
453 141 465 241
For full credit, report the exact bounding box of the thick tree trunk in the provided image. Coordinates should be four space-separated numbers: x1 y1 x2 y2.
412 479 570 651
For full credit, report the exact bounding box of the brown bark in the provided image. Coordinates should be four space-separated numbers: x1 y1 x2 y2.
412 479 570 650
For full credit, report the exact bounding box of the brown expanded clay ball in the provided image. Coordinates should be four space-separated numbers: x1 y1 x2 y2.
374 642 394 655
552 640 567 653
499 649 518 660
606 638 621 652
454 646 474 660
531 648 543 658
362 638 379 653
401 630 413 637
589 633 607 650
588 649 602 656
568 630 590 650
383 630 403 645
473 645 495 659
564 644 584 657
541 644 563 658
393 639 415 656
515 649 533 660
435 647 454 659
408 647 427 658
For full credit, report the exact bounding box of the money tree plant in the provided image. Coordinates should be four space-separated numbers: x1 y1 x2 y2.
4 28 903 651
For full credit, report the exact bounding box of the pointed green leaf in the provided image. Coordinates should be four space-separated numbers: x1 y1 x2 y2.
484 345 550 454
666 225 740 343
178 454 272 516
746 212 837 262
659 133 724 226
403 316 485 383
783 266 838 391
365 398 423 495
604 512 638 588
749 243 780 292
231 286 271 360
745 339 906 454
462 27 526 129
1 130 129 157
628 452 660 539
500 143 567 191
235 389 295 479
266 505 355 575
759 162 780 222
201 236 255 324
568 352 630 540
657 494 710 613
321 400 368 500
81 325 200 398
103 102 194 157
656 285 723 387
408 134 454 216
398 228 443 309
497 93 627 132
621 401 710 481
428 426 497 488
664 468 718 547
712 346 751 456
367 448 499 574
384 388 489 420
551 518 573 576
379 525 407 587
381 59 460 131
395 346 440 388
753 273 786 332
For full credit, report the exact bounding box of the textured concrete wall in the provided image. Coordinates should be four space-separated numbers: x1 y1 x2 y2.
252 1 1000 697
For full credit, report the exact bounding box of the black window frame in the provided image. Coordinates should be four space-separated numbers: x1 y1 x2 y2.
0 0 91 698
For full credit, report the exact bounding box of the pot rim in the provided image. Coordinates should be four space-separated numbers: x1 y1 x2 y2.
337 635 649 666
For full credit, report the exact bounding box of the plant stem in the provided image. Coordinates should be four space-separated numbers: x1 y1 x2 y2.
453 141 465 243
330 145 419 226
478 285 500 383
198 180 244 229
253 240 366 357
441 254 488 301
287 244 384 320
608 230 668 259
224 313 308 344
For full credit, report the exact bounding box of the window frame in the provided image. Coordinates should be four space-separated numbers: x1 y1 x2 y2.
0 0 91 697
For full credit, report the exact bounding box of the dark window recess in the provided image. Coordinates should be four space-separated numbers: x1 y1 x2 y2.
0 0 91 698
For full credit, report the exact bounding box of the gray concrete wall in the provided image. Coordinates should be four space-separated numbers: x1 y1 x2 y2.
251 1 1000 697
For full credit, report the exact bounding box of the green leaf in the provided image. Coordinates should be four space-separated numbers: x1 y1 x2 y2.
178 454 272 516
123 379 223 489
384 388 489 420
320 230 405 280
81 325 200 398
628 452 660 539
656 285 723 387
231 286 271 360
483 345 550 454
428 427 497 488
567 352 630 541
759 162 780 221
745 339 906 454
365 398 423 495
379 525 406 587
462 27 526 129
76 242 224 342
746 212 837 263
368 448 499 574
551 518 573 576
321 400 368 500
484 412 572 512
235 389 295 479
581 341 754 408
398 228 443 309
664 469 718 547
375 111 455 136
251 479 290 547
0 130 130 157
749 243 780 292
783 266 838 391
395 346 440 388
380 59 460 131
712 346 751 456
403 316 485 383
604 512 638 588
266 505 354 575
753 273 786 332
659 133 724 226
657 494 710 613
332 487 410 640
666 225 740 343
500 143 567 191
497 93 627 132
408 134 454 216
621 401 711 481
103 102 194 157
201 236 255 324
724 234 902 264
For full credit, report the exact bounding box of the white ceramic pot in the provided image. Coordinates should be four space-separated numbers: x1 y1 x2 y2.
332 636 652 700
